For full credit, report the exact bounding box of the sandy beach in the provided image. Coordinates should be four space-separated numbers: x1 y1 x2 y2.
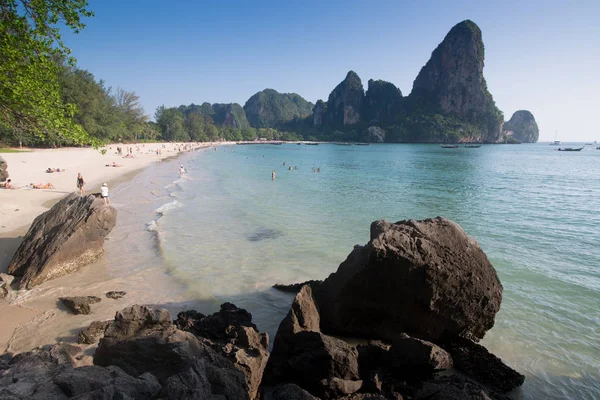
0 142 228 354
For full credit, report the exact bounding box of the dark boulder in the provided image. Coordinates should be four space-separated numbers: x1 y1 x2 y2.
8 193 117 289
273 280 322 293
266 285 321 382
175 302 256 341
387 334 453 376
272 383 319 400
105 291 126 300
317 217 503 343
413 374 511 400
318 377 363 399
94 306 206 382
446 337 524 393
158 355 249 400
60 296 101 315
283 331 360 396
175 303 269 400
77 321 111 344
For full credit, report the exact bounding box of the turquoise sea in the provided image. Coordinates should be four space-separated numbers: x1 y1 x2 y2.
110 143 599 399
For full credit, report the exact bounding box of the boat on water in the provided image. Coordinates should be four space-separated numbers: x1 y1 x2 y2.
335 143 352 146
557 147 584 152
296 143 302 145
464 144 482 148
305 142 319 146
550 140 561 146
440 144 459 148
355 143 370 146
270 142 283 145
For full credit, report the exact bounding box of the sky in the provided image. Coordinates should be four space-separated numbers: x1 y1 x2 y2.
61 0 600 141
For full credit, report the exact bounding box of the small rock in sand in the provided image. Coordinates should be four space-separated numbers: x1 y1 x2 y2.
106 291 127 300
60 296 101 315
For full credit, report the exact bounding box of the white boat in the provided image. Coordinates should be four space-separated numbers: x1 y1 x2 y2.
550 131 560 145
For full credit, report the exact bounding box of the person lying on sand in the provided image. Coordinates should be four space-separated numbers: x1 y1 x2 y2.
1 179 15 189
31 182 55 189
46 167 63 173
105 162 122 167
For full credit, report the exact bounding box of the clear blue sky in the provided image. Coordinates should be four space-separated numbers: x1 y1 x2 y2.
62 0 600 141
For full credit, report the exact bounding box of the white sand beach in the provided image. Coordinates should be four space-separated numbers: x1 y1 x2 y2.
0 142 229 354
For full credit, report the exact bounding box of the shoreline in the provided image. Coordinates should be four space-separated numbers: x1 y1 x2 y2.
0 141 232 354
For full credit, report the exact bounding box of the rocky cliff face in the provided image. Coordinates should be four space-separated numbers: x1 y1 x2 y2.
363 79 403 123
312 100 326 127
324 71 364 126
503 110 539 143
409 20 503 142
243 89 313 129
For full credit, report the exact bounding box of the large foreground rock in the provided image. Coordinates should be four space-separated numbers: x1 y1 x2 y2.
176 303 269 400
8 193 117 289
317 217 503 343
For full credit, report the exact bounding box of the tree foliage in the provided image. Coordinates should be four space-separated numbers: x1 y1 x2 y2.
0 0 94 145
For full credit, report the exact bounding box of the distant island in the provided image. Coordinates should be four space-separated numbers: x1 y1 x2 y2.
167 20 539 144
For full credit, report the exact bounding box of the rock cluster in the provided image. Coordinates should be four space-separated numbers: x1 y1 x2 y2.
0 217 524 399
8 192 117 289
265 217 523 399
60 296 102 315
503 110 539 143
0 156 7 182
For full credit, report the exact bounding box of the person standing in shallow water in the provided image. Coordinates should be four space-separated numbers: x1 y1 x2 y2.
76 173 85 195
272 170 276 180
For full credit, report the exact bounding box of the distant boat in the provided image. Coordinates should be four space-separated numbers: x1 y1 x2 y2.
270 142 283 145
296 143 302 145
464 144 481 148
557 147 584 152
355 143 370 146
335 143 352 146
550 130 560 145
440 144 459 148
585 142 593 145
305 142 319 146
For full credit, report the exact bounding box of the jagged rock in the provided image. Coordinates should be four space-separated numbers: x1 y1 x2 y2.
409 20 503 142
53 366 161 399
77 321 111 344
366 126 386 143
8 193 117 289
319 377 363 399
413 374 510 400
243 89 313 129
266 285 321 382
272 383 319 400
158 356 249 400
387 334 453 376
94 306 206 382
317 217 502 343
282 331 360 395
446 338 524 392
60 296 101 315
105 291 126 300
272 280 323 293
325 71 364 126
503 110 539 143
357 341 391 377
175 302 257 341
175 303 269 400
313 100 326 127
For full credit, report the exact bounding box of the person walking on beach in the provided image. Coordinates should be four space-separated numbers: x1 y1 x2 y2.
101 183 111 206
76 173 85 195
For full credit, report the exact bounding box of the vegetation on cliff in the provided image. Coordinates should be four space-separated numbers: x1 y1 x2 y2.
503 110 539 143
243 89 313 129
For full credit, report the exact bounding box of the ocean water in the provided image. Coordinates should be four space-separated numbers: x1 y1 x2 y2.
114 143 598 399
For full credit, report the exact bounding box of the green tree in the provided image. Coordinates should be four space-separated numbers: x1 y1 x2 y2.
114 87 148 140
0 0 94 145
